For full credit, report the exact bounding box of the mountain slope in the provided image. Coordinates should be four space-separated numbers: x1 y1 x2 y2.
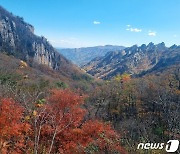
83 42 180 79
0 6 91 82
57 45 125 66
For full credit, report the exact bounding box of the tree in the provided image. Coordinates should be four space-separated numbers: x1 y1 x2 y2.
0 99 30 153
0 83 126 154
30 89 126 153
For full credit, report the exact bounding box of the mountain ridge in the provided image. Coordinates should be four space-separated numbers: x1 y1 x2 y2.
0 5 97 91
0 6 89 80
83 42 180 79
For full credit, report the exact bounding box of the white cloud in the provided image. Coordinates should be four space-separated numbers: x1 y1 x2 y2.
126 27 142 32
173 34 177 38
93 21 101 25
148 31 156 36
131 28 142 32
127 24 131 27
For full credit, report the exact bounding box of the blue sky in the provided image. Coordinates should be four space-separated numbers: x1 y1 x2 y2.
0 0 180 48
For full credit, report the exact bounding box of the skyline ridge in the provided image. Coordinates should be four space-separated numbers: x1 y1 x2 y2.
0 0 179 48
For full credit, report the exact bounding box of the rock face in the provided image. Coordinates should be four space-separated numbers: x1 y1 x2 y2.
0 6 71 70
83 42 180 79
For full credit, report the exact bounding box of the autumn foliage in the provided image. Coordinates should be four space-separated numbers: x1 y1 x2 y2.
0 99 30 153
0 90 125 154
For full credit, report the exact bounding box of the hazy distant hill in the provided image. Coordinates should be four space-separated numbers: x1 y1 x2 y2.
57 45 125 66
83 42 180 79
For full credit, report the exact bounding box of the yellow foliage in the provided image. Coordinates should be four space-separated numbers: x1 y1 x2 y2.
19 60 28 68
33 110 37 116
114 73 131 82
25 115 30 120
36 104 44 107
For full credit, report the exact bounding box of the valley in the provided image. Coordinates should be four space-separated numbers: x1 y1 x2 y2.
0 3 179 154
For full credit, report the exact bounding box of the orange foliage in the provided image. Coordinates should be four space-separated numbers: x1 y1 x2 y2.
0 99 30 153
39 89 126 153
0 90 126 154
114 73 131 83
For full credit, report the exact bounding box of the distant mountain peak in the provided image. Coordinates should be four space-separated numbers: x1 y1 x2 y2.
170 44 178 49
147 42 155 48
83 42 180 79
159 42 165 46
154 42 167 51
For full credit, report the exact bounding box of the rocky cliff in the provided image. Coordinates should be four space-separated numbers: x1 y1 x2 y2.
83 42 180 79
0 6 72 71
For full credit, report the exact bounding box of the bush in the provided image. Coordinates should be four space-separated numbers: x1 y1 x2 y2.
55 81 68 89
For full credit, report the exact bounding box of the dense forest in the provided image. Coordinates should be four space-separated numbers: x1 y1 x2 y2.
0 54 125 153
0 54 179 153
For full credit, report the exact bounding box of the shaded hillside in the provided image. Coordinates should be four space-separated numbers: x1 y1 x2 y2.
57 45 125 66
84 42 180 79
